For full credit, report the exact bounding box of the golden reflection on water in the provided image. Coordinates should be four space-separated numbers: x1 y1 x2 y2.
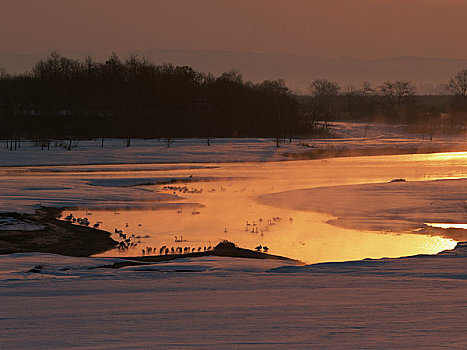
55 152 467 263
68 174 458 264
414 151 467 161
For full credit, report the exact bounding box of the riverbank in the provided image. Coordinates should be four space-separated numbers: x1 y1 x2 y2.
99 241 300 269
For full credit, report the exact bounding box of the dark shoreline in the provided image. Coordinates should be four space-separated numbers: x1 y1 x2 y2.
98 242 301 269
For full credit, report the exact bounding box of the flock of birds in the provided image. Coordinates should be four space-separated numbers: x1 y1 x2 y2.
139 244 213 256
255 245 269 252
63 183 295 257
162 185 203 194
243 216 293 236
243 216 294 253
64 213 143 250
64 213 100 228
115 228 214 255
63 212 214 256
163 185 295 256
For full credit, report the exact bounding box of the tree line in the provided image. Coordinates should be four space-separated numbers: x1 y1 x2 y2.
0 52 301 145
0 52 465 146
302 73 466 136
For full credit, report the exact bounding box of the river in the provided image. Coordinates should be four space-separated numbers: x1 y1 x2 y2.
59 152 467 263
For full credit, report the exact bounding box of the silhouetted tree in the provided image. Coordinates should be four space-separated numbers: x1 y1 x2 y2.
7 53 464 141
447 69 467 111
377 81 415 120
341 82 377 121
447 69 467 97
307 79 341 124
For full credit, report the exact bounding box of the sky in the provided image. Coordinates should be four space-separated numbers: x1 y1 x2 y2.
1 0 467 58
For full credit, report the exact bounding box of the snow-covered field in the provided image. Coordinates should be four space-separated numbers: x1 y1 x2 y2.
1 122 465 166
0 245 465 349
1 125 466 348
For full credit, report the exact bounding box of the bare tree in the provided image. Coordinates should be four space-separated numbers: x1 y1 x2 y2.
340 82 377 121
344 81 374 97
307 79 341 99
447 69 467 97
219 68 243 84
378 81 415 117
259 79 293 146
447 69 467 110
307 79 341 124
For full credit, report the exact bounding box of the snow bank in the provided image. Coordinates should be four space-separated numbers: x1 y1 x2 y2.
1 124 465 167
0 246 465 349
0 173 191 213
0 216 43 231
121 256 297 273
0 252 126 281
259 178 467 240
270 242 467 280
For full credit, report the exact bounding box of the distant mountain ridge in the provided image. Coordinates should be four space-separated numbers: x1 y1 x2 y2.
2 49 467 94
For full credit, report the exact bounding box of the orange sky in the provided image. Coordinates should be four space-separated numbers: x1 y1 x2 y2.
1 0 467 58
